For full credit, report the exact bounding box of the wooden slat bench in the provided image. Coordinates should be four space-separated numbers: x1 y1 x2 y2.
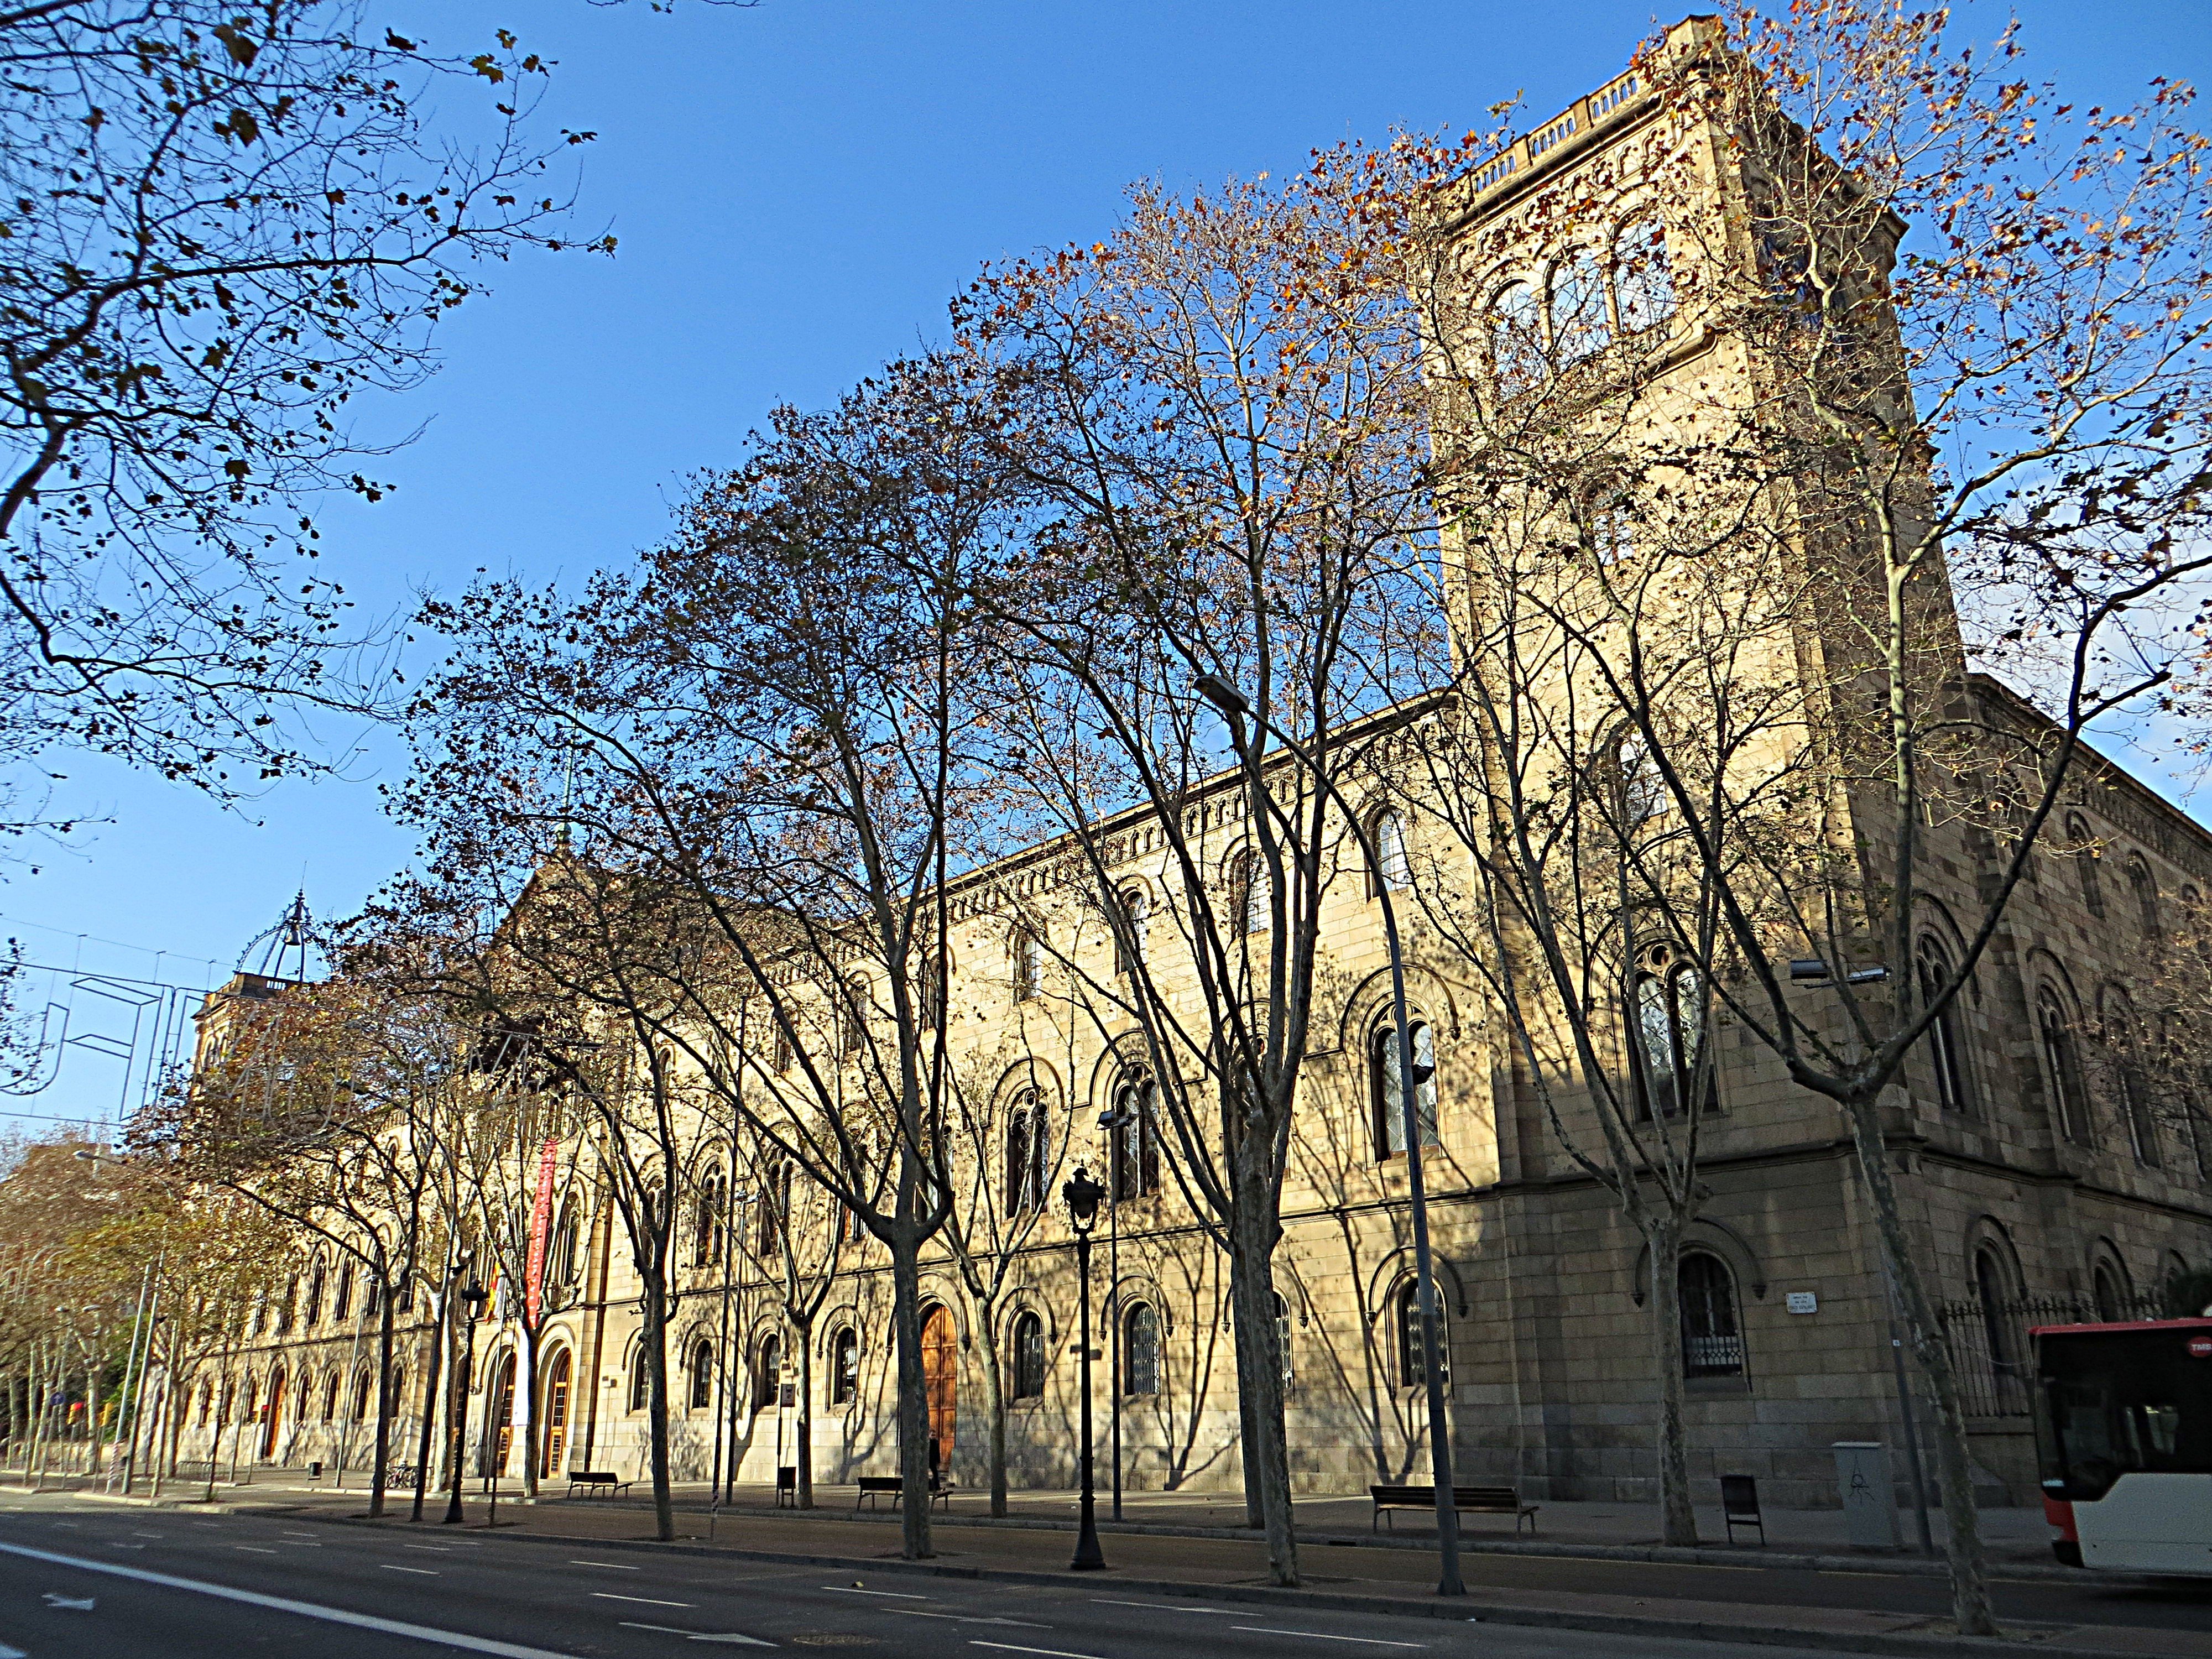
855 1473 954 1511
1370 1483 1537 1535
567 1469 634 1499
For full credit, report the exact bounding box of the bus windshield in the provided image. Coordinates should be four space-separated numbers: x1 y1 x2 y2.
2037 1326 2212 1502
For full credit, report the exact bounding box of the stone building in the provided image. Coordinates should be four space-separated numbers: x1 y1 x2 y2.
164 20 2210 1512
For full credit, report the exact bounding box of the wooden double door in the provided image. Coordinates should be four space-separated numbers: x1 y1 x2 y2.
921 1305 957 1469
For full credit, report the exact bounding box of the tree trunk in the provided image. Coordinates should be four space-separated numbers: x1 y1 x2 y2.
369 1288 396 1517
641 1275 676 1542
972 1293 1008 1517
518 1318 540 1499
795 1317 815 1510
411 1301 447 1522
1227 1190 1298 1588
1844 1093 1995 1636
1647 1217 1698 1546
888 1233 934 1560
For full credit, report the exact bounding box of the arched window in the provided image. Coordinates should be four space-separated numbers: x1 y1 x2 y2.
1612 219 1676 332
916 948 945 1032
2068 815 2106 918
755 1158 788 1257
1275 1291 1294 1390
1974 1248 2025 1408
1394 1280 1448 1389
1679 1253 1745 1378
388 1366 406 1420
364 1270 384 1318
2037 986 2093 1143
1121 1303 1160 1397
2129 856 2161 938
2093 1259 2132 1322
773 1025 795 1073
275 1277 297 1335
830 1327 859 1406
840 975 869 1056
688 1339 714 1410
1230 847 1271 936
754 1334 782 1411
1109 1071 1160 1201
1633 946 1712 1119
2105 993 2162 1167
1489 279 1543 395
197 1384 212 1427
321 1368 341 1423
1013 929 1044 1002
628 1346 650 1413
1548 248 1611 363
1113 886 1149 976
304 1258 326 1328
1368 810 1413 897
333 1260 354 1324
692 1171 724 1267
550 1200 580 1293
1369 1018 1440 1159
1011 1311 1046 1400
1915 935 1974 1117
1615 734 1663 827
1005 1088 1047 1216
353 1365 374 1421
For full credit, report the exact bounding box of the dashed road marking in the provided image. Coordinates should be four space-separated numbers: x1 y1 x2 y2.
825 1585 930 1600
383 1563 440 1575
1232 1630 1426 1648
592 1592 692 1608
569 1558 638 1569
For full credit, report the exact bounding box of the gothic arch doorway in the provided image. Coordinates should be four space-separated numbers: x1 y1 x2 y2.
260 1366 286 1462
920 1304 957 1469
540 1349 572 1478
488 1350 518 1476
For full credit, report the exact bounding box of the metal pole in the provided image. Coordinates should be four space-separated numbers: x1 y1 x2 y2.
444 1291 478 1524
1194 677 1465 1597
1109 1176 1123 1522
120 1272 162 1493
110 1265 153 1490
1070 1225 1105 1571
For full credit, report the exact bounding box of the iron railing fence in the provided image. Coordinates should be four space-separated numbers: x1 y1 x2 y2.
1936 1291 2165 1417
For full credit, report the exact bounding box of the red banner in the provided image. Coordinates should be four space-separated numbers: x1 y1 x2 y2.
524 1138 559 1324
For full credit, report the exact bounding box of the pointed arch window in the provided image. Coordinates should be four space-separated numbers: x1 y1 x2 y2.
333 1259 354 1324
1013 928 1044 1002
2068 815 2106 918
353 1365 374 1421
1914 935 1974 1117
1548 248 1611 363
2106 995 2162 1168
1370 810 1412 896
692 1170 726 1267
1679 1252 1745 1378
830 1327 859 1406
1109 1071 1160 1201
304 1259 326 1328
1395 1280 1449 1389
1113 886 1150 976
628 1345 650 1413
1369 1018 1439 1159
1974 1247 2026 1408
754 1334 782 1411
1489 279 1543 395
2037 986 2092 1143
1121 1303 1160 1397
1612 220 1675 333
321 1368 341 1422
1006 1087 1048 1216
2129 856 2161 938
1230 847 1271 936
684 1339 712 1410
1632 946 1712 1119
1011 1311 1046 1400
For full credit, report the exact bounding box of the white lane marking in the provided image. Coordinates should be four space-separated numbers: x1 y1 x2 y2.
0 1638 25 1657
824 1584 930 1600
132 1531 163 1538
42 1593 95 1610
906 1611 1051 1628
1232 1631 1427 1649
406 1545 453 1552
103 1541 146 1549
619 1623 776 1646
971 1645 1109 1659
569 1559 638 1569
281 1531 319 1538
1089 1599 1235 1614
591 1592 692 1607
0 1537 583 1658
383 1564 440 1575
237 1545 278 1554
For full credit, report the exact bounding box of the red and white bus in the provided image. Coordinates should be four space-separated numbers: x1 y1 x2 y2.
2036 1317 2212 1574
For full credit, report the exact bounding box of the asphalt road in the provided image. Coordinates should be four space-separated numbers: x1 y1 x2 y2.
0 1496 1938 1659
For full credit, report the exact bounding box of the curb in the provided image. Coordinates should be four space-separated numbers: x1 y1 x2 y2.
226 1500 2181 1659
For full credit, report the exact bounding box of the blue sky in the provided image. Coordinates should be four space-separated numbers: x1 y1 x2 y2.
5 0 2210 1134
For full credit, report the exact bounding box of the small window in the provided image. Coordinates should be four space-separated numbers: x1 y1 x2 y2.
2038 987 2093 1143
1394 1280 1449 1389
1490 279 1543 395
629 1350 650 1413
1109 1072 1161 1201
916 949 945 1032
1230 848 1271 936
388 1366 406 1418
1679 1253 1745 1378
1122 1303 1160 1397
841 975 869 1056
1974 1248 2026 1408
1914 936 1974 1117
1369 1019 1440 1159
1012 1311 1046 1400
692 1171 725 1267
304 1260 326 1328
1005 1088 1048 1216
688 1339 714 1410
2068 815 2106 918
1013 930 1044 1001
2093 1260 2131 1322
1370 810 1412 896
2106 994 2162 1168
353 1366 374 1422
1616 734 1663 827
333 1260 354 1324
1113 886 1149 975
321 1368 341 1423
2129 857 2161 938
754 1335 782 1411
830 1328 859 1406
1633 947 1712 1119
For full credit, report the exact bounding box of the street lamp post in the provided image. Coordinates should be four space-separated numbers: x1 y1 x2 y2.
1194 672 1465 1597
1062 1166 1108 1572
442 1278 488 1524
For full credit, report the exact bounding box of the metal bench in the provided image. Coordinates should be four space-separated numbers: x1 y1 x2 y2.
1369 1483 1537 1535
854 1473 954 1511
567 1469 634 1499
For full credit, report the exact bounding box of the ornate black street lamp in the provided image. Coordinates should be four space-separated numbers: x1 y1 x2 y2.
1063 1165 1108 1572
442 1276 488 1525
